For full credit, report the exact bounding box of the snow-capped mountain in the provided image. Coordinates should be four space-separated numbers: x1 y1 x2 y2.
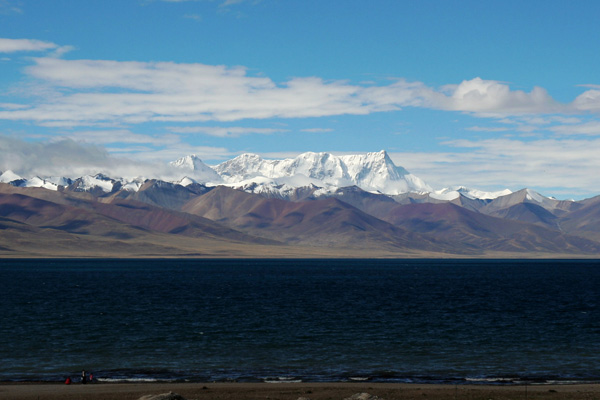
0 170 71 191
0 170 23 184
0 150 516 201
213 150 431 195
68 174 121 194
169 154 222 183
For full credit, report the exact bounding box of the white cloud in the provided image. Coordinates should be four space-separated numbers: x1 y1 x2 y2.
437 78 563 115
3 58 580 127
391 137 600 198
551 121 600 136
466 126 510 132
0 38 58 53
577 84 600 89
0 102 29 110
301 128 334 133
2 58 387 125
168 126 286 137
573 89 600 113
64 130 181 146
0 135 230 179
130 145 231 164
0 136 112 177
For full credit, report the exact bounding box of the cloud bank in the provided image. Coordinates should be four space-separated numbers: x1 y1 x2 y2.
0 136 208 180
1 56 598 128
392 136 600 198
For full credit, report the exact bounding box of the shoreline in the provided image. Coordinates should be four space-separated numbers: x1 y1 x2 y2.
2 382 600 400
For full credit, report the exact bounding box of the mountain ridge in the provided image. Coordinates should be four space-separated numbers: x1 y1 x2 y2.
2 178 600 257
3 150 600 257
0 150 514 201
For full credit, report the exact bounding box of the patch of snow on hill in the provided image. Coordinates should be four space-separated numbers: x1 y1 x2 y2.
47 176 73 187
23 177 58 190
122 177 145 192
73 175 116 193
431 187 513 201
177 176 197 187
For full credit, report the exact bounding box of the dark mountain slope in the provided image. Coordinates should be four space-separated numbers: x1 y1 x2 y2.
110 180 213 210
490 202 560 230
184 187 453 253
559 196 600 241
91 198 275 244
379 202 600 254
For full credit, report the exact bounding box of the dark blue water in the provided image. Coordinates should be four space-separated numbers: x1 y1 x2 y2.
1 259 600 384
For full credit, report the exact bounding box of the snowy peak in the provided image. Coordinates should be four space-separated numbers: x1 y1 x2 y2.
170 154 204 170
0 170 72 191
339 150 423 194
170 154 222 183
342 150 407 180
431 186 513 201
213 150 431 195
0 150 514 200
68 174 121 194
279 152 350 185
213 153 265 181
0 170 23 184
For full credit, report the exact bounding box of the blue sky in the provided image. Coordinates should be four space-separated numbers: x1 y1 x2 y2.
1 0 600 198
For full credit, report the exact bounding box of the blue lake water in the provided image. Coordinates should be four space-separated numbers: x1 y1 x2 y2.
1 258 599 384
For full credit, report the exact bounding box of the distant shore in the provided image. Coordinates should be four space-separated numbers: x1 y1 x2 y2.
2 382 600 400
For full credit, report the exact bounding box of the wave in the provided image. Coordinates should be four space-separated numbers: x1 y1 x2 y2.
4 369 600 385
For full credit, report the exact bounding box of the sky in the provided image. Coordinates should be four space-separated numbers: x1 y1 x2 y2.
1 0 600 199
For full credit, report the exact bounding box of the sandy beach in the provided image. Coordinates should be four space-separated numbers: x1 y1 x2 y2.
2 382 600 400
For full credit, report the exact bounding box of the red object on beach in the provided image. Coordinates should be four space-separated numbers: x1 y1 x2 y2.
65 377 71 385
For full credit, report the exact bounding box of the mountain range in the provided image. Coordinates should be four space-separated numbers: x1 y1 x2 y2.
1 150 599 258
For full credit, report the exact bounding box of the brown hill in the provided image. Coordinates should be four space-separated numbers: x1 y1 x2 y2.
3 182 600 258
558 196 600 241
489 202 560 230
110 180 213 210
378 202 600 254
183 186 447 253
0 188 284 257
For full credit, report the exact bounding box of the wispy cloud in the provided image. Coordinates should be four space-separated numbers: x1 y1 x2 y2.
0 0 22 15
301 128 334 133
168 126 286 137
466 126 510 132
0 38 73 58
550 121 600 136
63 130 181 146
0 38 58 53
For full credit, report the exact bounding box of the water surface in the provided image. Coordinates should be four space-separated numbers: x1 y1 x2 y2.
1 259 599 384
